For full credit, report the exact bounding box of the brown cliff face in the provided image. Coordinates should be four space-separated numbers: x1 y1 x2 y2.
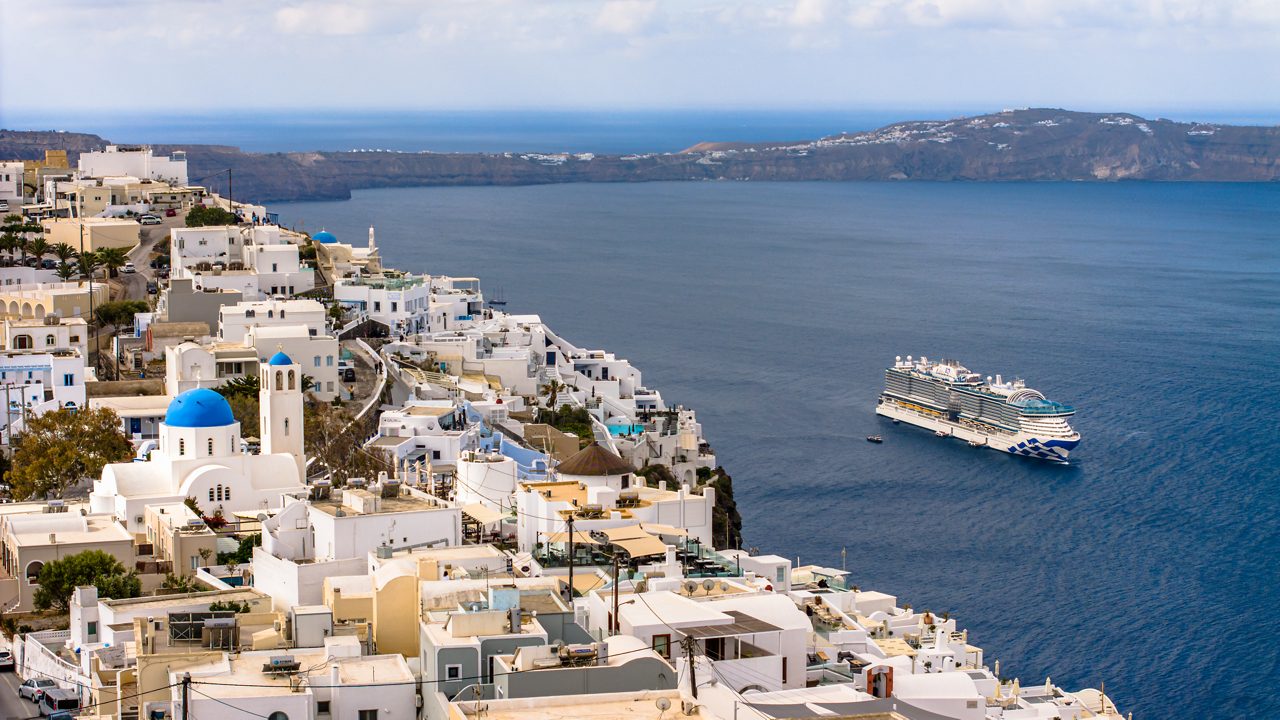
5 109 1277 204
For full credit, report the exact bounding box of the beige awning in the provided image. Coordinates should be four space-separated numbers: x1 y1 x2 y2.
461 503 505 527
601 525 649 542
640 523 689 537
612 535 669 558
558 574 608 596
544 531 600 545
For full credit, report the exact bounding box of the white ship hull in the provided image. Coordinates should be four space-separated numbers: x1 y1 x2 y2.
876 398 1079 462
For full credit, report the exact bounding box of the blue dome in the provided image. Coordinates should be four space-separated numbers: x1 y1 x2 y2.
313 230 337 244
165 388 236 428
268 351 293 366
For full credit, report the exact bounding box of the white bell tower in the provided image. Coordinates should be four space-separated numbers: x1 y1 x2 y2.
261 350 305 481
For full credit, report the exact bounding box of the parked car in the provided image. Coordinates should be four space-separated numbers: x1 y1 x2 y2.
138 214 162 225
0 649 13 670
19 678 56 700
0 200 9 211
165 208 178 217
146 281 159 295
122 262 136 274
38 687 80 716
40 259 57 269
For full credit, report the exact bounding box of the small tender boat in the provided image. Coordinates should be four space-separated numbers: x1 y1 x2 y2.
968 440 983 448
866 435 883 443
935 430 948 437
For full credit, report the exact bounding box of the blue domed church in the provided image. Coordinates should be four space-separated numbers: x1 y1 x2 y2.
90 354 308 533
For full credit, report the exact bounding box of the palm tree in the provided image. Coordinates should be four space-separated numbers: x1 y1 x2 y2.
54 262 76 282
14 235 29 266
541 379 565 424
51 242 77 265
27 238 49 268
78 250 102 281
96 247 128 278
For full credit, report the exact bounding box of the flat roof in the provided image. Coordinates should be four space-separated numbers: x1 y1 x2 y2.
7 513 132 546
453 690 689 720
311 491 451 517
103 587 264 611
679 610 782 639
90 395 172 416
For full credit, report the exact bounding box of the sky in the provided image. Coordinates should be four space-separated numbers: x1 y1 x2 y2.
2 0 1278 116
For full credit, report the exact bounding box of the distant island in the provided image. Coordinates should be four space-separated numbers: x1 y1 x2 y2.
3 108 1277 203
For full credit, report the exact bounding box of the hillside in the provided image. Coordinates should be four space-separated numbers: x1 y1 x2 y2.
3 109 1277 203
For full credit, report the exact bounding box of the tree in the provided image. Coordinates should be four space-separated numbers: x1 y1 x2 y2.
305 402 392 485
541 379 565 424
185 205 239 228
27 237 50 266
95 300 149 379
97 247 128 278
6 407 133 500
78 250 102 280
216 374 260 398
51 243 78 264
224 394 260 438
33 550 141 612
54 262 76 282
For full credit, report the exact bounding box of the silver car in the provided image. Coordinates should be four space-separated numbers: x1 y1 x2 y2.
19 678 56 700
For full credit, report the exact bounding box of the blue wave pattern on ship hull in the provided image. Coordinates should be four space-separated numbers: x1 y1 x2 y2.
1007 438 1079 461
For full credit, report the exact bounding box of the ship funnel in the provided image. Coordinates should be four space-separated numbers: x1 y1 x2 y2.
986 376 992 383
995 374 1003 385
895 355 901 363
907 355 912 363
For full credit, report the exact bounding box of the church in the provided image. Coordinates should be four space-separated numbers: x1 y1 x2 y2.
90 351 309 534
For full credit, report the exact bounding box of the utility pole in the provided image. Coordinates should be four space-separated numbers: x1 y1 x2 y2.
611 553 620 635
181 672 191 720
682 636 698 699
565 515 575 603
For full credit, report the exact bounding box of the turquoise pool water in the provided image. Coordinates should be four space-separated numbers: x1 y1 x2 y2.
607 424 646 436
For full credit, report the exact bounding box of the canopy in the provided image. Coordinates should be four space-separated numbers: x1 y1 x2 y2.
559 574 608 596
461 503 505 527
612 535 669 558
544 530 600 545
640 523 689 537
601 525 651 542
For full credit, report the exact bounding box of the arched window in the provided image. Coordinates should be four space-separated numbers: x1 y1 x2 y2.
275 370 283 389
44 334 55 346
13 335 31 349
25 561 44 583
267 712 289 720
216 485 223 502
179 438 186 456
209 488 215 502
224 486 231 501
207 438 214 456
288 371 296 390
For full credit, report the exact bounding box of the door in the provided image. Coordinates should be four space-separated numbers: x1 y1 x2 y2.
130 418 142 435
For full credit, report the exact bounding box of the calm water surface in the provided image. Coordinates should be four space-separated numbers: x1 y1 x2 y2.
279 182 1280 719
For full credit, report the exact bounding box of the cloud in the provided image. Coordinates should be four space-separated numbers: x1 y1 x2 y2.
594 0 658 34
789 0 830 27
274 3 372 36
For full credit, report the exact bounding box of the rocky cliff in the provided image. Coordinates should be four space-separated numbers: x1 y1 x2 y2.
4 109 1277 204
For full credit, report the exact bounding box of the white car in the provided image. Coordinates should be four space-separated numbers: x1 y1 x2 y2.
138 215 162 225
122 262 136 274
19 678 56 700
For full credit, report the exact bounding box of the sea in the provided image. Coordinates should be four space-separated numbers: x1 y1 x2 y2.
275 179 1280 720
49 107 1275 719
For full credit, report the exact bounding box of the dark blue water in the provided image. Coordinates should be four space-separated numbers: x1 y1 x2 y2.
278 182 1280 719
0 110 951 154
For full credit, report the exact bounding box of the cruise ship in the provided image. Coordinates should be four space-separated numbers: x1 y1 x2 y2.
876 355 1080 462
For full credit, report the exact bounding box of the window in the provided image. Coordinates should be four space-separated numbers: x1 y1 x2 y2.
267 713 289 720
326 355 333 366
445 665 462 681
326 382 333 392
272 263 278 272
13 335 31 349
391 302 397 312
87 621 97 637
313 355 321 367
207 438 214 455
432 450 441 460
224 487 231 501
209 488 215 502
69 335 80 343
63 374 74 386
216 485 223 502
652 634 671 659
45 334 55 346
358 711 378 720
317 701 331 715
179 439 186 456
284 418 290 436
373 301 381 312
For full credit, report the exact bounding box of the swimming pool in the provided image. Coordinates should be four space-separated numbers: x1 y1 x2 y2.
606 424 646 436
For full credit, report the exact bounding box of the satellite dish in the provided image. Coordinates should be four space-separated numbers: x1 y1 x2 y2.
702 579 715 592
655 697 671 711
719 581 730 592
683 580 698 595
